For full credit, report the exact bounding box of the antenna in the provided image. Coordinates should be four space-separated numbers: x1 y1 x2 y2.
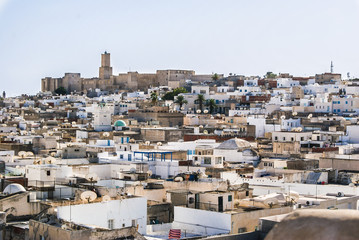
330 61 334 74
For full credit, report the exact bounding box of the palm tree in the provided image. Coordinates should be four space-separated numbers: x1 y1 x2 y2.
212 73 219 81
206 99 217 114
174 95 188 109
150 92 158 106
196 94 205 112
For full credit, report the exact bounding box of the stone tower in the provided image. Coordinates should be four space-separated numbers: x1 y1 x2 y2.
99 51 113 79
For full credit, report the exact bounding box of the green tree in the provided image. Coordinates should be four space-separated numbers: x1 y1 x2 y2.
150 92 158 105
212 73 219 81
174 95 188 109
265 72 277 79
54 87 67 95
196 94 205 112
162 87 188 100
206 99 218 114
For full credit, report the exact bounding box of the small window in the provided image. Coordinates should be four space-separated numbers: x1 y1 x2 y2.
246 191 249 196
108 219 114 229
47 170 51 176
238 228 247 233
120 154 123 159
228 195 232 202
203 157 211 165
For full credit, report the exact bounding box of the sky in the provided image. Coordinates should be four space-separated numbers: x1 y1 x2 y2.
0 0 359 96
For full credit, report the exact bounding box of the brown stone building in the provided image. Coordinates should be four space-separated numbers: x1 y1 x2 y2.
41 52 202 93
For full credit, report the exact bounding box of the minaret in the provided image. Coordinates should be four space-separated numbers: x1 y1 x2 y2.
99 51 113 79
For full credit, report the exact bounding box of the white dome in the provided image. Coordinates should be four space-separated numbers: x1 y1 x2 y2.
216 138 251 150
3 183 26 194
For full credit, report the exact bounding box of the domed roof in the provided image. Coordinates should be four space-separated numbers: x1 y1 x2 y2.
114 120 126 127
3 183 26 194
216 138 251 150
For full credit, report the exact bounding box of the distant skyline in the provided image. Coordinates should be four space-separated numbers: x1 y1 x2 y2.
1 0 359 96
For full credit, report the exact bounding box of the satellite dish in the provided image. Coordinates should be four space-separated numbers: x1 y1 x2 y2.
157 142 162 146
203 110 209 114
308 114 313 119
18 151 27 158
129 138 135 143
174 176 183 182
349 183 355 187
85 173 98 182
292 112 298 116
196 110 201 114
147 170 153 177
280 116 286 120
337 192 345 197
46 156 55 164
102 195 111 202
297 127 303 132
203 130 208 134
103 132 110 137
288 191 299 202
50 152 56 157
145 141 150 145
26 152 34 157
80 191 97 203
263 198 279 207
130 168 136 173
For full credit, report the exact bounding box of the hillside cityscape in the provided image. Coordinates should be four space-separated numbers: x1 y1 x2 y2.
2 1 359 239
0 51 359 239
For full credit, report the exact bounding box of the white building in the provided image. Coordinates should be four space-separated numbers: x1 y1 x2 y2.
25 164 59 182
57 197 147 234
346 125 359 143
213 138 258 165
93 104 112 131
332 96 359 115
276 78 300 88
191 85 210 96
281 118 301 131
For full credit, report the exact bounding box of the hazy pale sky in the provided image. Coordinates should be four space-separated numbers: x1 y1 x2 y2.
1 0 359 96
